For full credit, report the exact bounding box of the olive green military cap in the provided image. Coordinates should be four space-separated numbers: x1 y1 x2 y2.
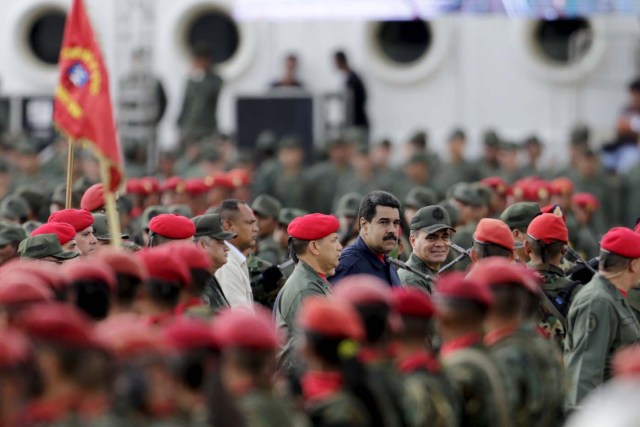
449 183 483 207
168 204 194 219
251 195 282 220
410 205 455 234
192 214 237 240
438 200 459 227
0 221 27 246
142 205 168 230
18 234 78 260
404 187 437 209
472 183 493 208
92 213 129 241
500 202 541 230
278 136 302 150
278 208 308 227
499 141 519 152
449 128 466 141
22 220 42 236
483 130 501 147
336 193 362 217
0 195 30 221
256 130 277 151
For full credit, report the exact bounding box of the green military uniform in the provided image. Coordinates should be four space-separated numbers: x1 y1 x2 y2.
572 225 599 261
305 389 371 427
252 194 284 265
399 253 438 294
305 144 352 214
487 325 565 427
255 236 282 266
275 260 331 369
564 273 640 407
176 67 223 144
623 162 640 227
236 390 299 427
362 356 410 427
432 160 479 200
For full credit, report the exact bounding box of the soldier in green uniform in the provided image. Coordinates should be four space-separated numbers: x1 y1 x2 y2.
433 129 479 198
176 44 223 145
251 194 283 265
565 227 640 408
469 258 565 427
269 137 313 211
0 221 26 266
215 308 301 427
334 192 362 248
192 213 237 313
392 287 460 427
273 207 307 265
306 137 353 214
500 202 541 264
139 205 168 247
434 273 511 427
275 213 342 371
525 213 578 346
403 186 438 227
476 130 502 179
399 206 455 294
571 193 601 260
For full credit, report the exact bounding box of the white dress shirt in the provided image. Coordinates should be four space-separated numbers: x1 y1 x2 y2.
214 242 254 309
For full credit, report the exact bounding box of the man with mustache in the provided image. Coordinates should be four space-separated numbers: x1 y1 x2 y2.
329 191 402 286
399 205 455 294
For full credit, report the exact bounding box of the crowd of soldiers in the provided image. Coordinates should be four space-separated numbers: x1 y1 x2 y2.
0 116 640 426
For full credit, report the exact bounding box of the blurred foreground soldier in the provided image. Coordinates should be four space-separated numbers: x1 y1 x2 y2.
400 206 455 293
565 227 640 408
140 205 168 246
275 213 341 370
481 177 510 218
177 43 223 144
334 275 410 427
18 234 79 263
330 191 401 286
392 288 460 427
500 202 541 264
147 213 195 247
252 194 283 265
0 269 54 323
216 200 259 309
0 194 30 224
434 273 510 427
470 218 515 262
469 258 565 427
0 328 32 426
571 192 600 260
170 243 213 316
0 222 26 266
137 248 192 325
98 248 148 315
48 208 98 256
403 187 437 226
335 192 362 247
63 259 116 321
525 213 579 345
215 308 299 427
296 296 373 427
92 213 129 248
193 213 237 312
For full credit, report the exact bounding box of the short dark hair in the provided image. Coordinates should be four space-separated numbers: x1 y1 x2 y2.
358 191 400 223
489 286 525 319
334 50 348 66
472 241 512 259
526 236 565 262
72 280 111 321
290 238 310 257
115 273 141 307
599 251 631 273
629 78 640 92
219 200 244 223
146 278 181 309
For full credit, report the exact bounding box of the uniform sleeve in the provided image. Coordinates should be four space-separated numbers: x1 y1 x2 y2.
564 297 617 407
215 262 253 309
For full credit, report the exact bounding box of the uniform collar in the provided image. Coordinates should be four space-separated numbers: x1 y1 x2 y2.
301 371 344 402
484 325 518 346
396 350 440 374
440 333 483 357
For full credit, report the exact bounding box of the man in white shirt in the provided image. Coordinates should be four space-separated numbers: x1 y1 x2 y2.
215 199 259 308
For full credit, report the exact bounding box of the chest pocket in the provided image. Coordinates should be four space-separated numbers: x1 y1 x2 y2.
619 315 640 345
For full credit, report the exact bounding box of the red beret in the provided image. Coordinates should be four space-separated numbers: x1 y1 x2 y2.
572 192 599 213
165 242 211 271
636 221 640 234
213 306 279 350
601 227 640 259
31 222 77 245
467 258 541 295
613 345 640 378
48 209 94 232
287 213 340 240
511 177 537 201
96 314 163 358
17 303 99 348
161 176 186 194
392 287 436 319
4 261 68 291
162 317 218 351
185 179 209 196
297 296 364 340
481 176 510 196
527 213 568 243
227 169 251 188
0 271 53 305
62 259 116 290
138 177 160 195
333 274 393 306
0 328 30 368
138 249 192 287
474 218 514 251
80 184 104 211
125 179 141 195
97 248 148 282
148 214 195 239
528 180 552 202
435 272 494 307
204 173 235 190
551 177 574 196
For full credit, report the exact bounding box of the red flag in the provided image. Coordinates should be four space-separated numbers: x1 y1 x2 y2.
54 0 122 190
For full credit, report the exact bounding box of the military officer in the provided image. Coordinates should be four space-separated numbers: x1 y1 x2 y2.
399 205 455 293
147 213 195 247
565 227 640 408
470 218 515 263
432 128 479 198
48 208 98 256
251 194 283 265
334 192 362 247
500 202 541 264
275 213 341 370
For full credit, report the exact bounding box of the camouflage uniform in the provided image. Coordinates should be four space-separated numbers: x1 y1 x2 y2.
236 390 300 427
305 389 371 427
